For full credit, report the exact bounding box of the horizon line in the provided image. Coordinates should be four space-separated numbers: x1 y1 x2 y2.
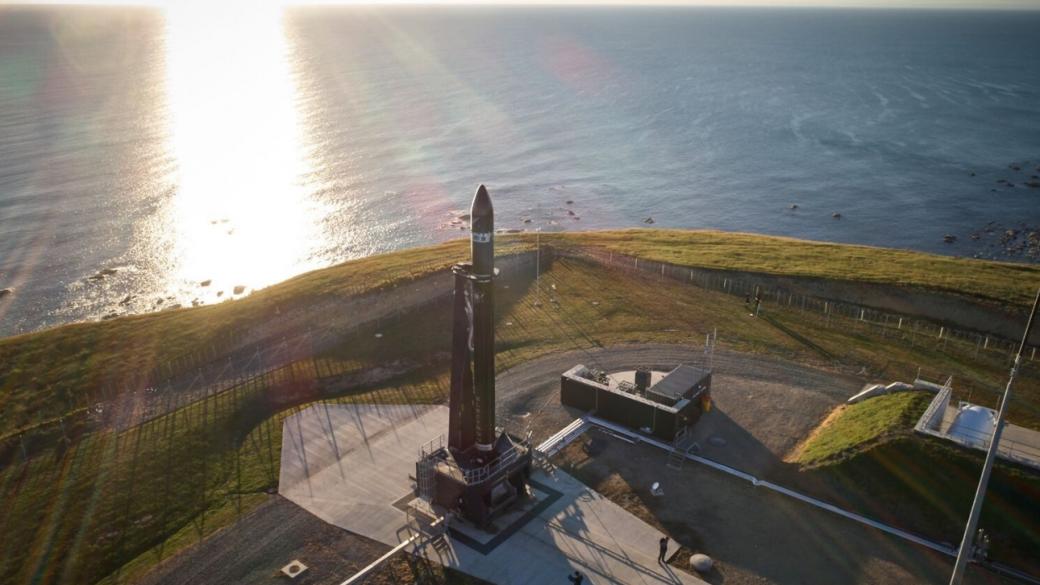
4 0 1040 10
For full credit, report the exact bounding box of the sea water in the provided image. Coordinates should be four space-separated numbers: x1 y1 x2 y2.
1 6 1038 335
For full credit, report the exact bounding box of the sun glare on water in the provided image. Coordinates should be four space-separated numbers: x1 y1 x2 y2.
160 3 322 301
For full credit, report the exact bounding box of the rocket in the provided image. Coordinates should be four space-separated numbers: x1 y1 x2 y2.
470 185 496 452
447 185 498 454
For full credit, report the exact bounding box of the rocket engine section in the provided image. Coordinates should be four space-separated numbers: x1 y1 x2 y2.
419 185 532 528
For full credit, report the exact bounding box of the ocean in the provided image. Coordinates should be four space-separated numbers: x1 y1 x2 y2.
1 5 1038 336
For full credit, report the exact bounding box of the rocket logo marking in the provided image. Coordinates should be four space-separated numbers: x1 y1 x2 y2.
472 232 492 244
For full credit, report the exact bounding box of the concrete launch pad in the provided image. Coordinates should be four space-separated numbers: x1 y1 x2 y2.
280 403 708 584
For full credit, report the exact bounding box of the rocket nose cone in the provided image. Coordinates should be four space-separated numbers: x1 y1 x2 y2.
471 184 493 218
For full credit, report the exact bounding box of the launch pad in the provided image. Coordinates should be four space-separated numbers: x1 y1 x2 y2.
278 403 700 584
415 185 533 528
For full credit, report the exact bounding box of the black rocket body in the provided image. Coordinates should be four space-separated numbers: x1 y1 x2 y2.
470 186 496 452
447 185 497 454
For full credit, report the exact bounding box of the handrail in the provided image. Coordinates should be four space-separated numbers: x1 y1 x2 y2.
338 516 446 585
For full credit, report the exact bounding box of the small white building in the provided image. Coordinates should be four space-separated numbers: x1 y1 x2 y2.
915 385 1040 471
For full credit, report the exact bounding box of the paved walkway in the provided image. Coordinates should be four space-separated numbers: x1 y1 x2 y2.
279 404 707 585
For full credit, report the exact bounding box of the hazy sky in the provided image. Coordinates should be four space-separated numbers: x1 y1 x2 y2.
322 0 1040 6
6 0 1040 8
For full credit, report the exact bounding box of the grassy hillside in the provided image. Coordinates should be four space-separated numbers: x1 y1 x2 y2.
800 436 1040 574
783 390 1040 573
0 239 539 438
4 229 1037 438
549 229 1040 306
791 392 933 467
2 230 1039 584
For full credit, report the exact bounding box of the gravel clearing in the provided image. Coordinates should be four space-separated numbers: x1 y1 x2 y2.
496 343 862 478
554 436 1010 585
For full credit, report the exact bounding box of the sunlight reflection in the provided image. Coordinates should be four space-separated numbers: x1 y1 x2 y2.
162 3 322 300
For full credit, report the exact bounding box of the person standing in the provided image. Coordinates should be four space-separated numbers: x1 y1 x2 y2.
658 536 669 563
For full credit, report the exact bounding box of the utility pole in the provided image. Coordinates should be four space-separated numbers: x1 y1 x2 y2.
534 227 542 307
948 288 1040 585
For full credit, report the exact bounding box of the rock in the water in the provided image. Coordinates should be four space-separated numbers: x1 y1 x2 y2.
790 203 798 209
0 288 12 298
233 285 246 295
832 212 842 219
200 279 212 287
644 217 655 224
969 171 976 176
943 234 957 243
567 209 576 216
523 218 532 224
217 291 224 297
119 294 133 305
566 200 574 205
689 554 714 572
99 268 117 276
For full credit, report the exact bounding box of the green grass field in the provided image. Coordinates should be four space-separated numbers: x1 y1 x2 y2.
549 229 1040 306
1 230 1039 584
792 392 933 467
